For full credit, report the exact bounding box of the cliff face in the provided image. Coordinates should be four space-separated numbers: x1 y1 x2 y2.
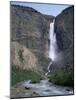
11 4 74 74
11 5 54 72
55 6 74 50
54 6 74 69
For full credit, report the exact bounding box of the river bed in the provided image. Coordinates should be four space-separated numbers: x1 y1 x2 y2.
11 79 74 98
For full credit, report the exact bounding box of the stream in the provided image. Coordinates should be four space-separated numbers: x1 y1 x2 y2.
22 79 73 97
11 79 73 98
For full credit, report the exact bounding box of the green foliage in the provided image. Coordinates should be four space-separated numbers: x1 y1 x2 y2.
11 65 43 86
48 66 74 87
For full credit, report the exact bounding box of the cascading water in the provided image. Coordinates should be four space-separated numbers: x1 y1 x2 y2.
49 19 57 61
45 19 58 76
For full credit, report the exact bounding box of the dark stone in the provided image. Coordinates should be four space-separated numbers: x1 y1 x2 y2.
33 91 39 95
66 88 70 91
25 86 30 90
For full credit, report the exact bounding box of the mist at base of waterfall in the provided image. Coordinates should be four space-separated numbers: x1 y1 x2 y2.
45 20 64 76
45 18 66 77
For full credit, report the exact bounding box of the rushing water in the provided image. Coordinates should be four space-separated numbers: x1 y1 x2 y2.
22 79 73 97
45 19 58 75
49 19 57 61
45 62 52 76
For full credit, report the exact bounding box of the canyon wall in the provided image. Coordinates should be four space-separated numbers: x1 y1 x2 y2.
11 5 54 73
54 6 74 71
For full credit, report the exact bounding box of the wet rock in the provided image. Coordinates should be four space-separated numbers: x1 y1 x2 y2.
66 88 70 91
32 91 39 96
25 86 30 90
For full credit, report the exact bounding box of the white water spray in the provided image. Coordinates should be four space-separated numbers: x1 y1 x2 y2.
49 19 57 61
45 19 58 76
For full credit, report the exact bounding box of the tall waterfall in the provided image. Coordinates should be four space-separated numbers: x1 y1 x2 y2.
49 19 57 61
45 19 58 76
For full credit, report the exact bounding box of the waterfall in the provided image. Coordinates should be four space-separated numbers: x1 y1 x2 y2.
49 19 57 61
45 19 58 76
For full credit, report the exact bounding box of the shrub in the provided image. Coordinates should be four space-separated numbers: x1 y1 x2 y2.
48 66 74 87
11 65 43 86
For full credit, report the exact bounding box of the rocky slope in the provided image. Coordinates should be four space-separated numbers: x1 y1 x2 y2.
11 42 39 71
11 4 74 75
54 6 74 70
11 4 54 73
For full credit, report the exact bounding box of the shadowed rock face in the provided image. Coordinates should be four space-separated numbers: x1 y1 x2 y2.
11 4 54 72
54 6 74 70
54 6 74 50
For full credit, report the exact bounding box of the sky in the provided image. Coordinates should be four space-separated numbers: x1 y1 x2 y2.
11 1 71 16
